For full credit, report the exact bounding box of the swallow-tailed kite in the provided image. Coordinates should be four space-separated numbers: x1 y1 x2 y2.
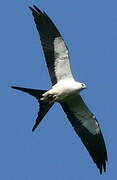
12 5 108 174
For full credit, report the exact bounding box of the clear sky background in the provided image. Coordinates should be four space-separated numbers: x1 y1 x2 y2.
0 0 116 179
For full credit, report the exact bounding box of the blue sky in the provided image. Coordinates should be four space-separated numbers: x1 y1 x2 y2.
0 0 116 179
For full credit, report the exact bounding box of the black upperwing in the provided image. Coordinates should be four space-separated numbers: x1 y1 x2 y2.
29 5 74 85
61 95 107 174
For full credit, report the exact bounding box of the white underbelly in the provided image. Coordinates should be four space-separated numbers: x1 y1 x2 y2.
41 80 83 103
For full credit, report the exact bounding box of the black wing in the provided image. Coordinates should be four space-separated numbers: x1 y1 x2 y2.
29 5 74 85
61 95 107 174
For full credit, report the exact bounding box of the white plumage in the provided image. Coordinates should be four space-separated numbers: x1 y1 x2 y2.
12 5 108 174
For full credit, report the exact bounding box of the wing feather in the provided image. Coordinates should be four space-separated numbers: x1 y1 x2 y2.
29 6 74 85
61 95 107 174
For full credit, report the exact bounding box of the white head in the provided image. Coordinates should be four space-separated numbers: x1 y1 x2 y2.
75 82 87 92
80 82 87 89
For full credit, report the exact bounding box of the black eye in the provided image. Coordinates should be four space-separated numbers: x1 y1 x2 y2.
81 83 86 88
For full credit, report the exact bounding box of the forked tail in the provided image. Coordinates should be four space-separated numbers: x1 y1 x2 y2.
12 86 54 131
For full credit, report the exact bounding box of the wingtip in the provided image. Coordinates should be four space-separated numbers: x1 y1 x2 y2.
99 167 103 175
29 5 43 15
97 159 107 174
33 5 41 13
29 6 33 12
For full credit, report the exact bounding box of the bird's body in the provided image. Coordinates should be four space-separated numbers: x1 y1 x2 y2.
12 5 108 174
41 80 86 103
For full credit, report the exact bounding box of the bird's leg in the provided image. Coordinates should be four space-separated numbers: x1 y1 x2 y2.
40 91 57 103
48 94 57 101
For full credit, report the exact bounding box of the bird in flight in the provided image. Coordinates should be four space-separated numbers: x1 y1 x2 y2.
12 5 108 174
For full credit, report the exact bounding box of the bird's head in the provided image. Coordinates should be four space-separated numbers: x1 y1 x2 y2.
75 82 87 92
80 83 87 90
73 82 87 93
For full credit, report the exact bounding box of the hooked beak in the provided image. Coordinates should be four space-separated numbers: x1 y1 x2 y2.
81 83 87 89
